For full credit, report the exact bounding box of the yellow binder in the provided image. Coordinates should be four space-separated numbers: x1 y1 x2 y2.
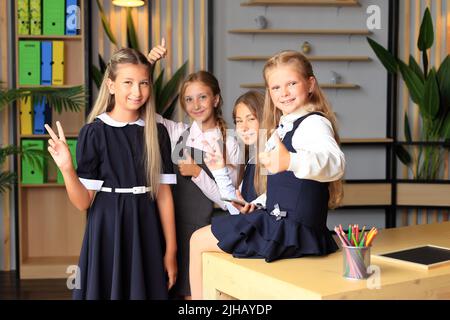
52 41 64 85
20 98 33 135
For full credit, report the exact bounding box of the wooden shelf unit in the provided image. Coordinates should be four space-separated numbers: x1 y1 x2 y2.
228 29 372 35
241 0 360 7
228 55 372 62
240 83 360 89
14 0 88 279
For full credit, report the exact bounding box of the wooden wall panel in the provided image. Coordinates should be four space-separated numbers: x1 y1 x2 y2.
1 0 10 271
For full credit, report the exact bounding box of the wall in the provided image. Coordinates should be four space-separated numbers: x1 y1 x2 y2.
213 0 390 229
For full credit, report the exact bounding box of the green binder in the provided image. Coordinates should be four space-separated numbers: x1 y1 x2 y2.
57 139 77 184
21 139 45 184
29 0 42 35
43 0 65 35
19 40 41 86
18 0 30 35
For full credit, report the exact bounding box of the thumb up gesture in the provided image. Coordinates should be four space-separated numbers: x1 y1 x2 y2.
148 37 167 65
258 134 290 174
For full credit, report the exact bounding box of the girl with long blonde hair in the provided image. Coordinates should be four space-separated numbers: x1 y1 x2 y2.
189 50 345 299
45 48 177 299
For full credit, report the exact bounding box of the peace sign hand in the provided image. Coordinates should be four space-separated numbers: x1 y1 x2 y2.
148 37 167 65
202 138 225 171
44 121 73 172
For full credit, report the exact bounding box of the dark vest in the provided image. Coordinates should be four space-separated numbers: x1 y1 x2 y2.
266 112 330 229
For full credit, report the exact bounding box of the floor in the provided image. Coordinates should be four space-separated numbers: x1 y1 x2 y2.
0 271 71 300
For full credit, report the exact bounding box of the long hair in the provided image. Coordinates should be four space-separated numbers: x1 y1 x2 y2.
262 50 344 209
179 71 230 162
87 48 161 197
232 90 266 196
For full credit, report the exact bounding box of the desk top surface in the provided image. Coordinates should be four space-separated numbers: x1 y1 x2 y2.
204 222 450 299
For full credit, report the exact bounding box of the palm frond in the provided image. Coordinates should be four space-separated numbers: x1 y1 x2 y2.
0 171 16 193
1 86 86 114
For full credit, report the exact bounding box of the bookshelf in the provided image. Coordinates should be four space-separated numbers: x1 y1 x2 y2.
14 0 90 279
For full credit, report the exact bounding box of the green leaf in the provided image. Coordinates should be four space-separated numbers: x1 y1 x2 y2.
99 54 107 74
423 68 440 119
404 113 412 142
367 37 398 74
437 55 450 116
126 8 140 51
163 94 180 119
21 148 48 172
418 8 434 51
0 171 16 193
422 51 429 78
91 65 103 89
395 145 412 166
408 55 424 82
440 111 450 140
159 62 188 114
398 60 425 106
1 86 86 114
96 0 117 46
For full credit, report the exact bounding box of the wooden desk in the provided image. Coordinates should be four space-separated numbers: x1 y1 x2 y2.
202 222 450 299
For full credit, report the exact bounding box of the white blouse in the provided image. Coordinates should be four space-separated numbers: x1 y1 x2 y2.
156 114 240 209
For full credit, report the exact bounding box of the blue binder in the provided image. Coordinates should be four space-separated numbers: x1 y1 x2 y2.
65 0 80 35
41 41 52 86
33 96 52 135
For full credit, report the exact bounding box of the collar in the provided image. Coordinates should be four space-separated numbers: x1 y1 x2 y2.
96 113 145 127
188 121 222 142
278 105 314 127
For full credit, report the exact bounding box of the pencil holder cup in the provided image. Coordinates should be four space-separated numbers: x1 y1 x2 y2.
342 245 371 280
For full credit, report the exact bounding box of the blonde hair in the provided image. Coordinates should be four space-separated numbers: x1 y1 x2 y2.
262 50 344 209
179 71 229 162
87 48 161 197
232 90 266 196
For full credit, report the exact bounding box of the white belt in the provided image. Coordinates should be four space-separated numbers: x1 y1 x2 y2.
100 186 151 194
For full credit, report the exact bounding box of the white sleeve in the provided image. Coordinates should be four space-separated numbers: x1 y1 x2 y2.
251 193 266 208
155 113 188 149
289 115 345 182
210 167 240 215
191 169 228 210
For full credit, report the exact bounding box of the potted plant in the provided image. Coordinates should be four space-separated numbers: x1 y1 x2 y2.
0 85 86 192
367 8 450 207
92 0 187 118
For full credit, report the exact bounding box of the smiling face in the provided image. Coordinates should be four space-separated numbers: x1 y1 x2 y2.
234 103 259 146
107 63 150 113
183 81 219 127
266 64 315 115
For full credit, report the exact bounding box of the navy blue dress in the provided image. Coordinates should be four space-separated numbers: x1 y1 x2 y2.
73 119 173 300
212 113 338 262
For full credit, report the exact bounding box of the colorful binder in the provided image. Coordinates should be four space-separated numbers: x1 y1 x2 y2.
21 139 45 184
52 41 64 85
65 0 80 35
41 41 52 86
19 98 33 135
18 0 30 35
43 0 65 35
19 40 41 86
33 96 52 135
29 0 42 35
57 139 77 184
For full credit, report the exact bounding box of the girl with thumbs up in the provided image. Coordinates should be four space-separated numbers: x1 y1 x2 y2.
189 51 345 299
